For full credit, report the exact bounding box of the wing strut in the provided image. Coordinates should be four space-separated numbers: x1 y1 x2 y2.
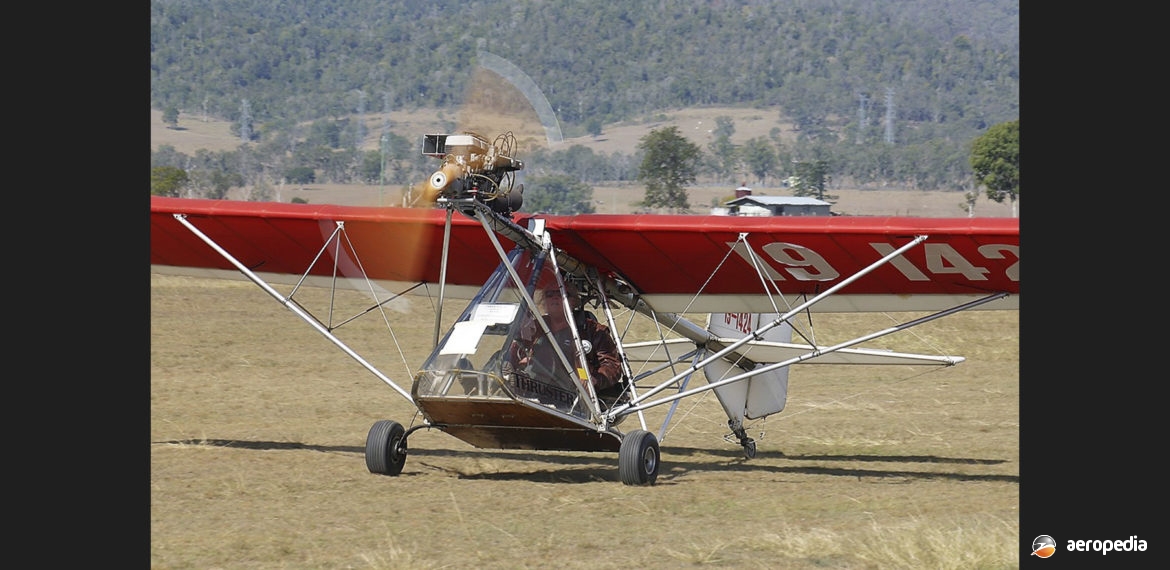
619 291 1007 416
432 206 456 348
654 348 707 443
170 213 416 403
608 235 929 419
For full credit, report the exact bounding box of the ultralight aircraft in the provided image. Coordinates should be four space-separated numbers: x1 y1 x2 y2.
150 130 1019 485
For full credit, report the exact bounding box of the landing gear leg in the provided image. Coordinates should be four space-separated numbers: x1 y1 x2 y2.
729 419 756 459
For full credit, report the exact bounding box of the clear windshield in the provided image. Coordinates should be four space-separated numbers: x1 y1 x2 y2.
412 247 593 420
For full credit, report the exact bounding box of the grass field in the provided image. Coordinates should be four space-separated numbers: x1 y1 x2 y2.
151 105 1018 569
151 279 1018 569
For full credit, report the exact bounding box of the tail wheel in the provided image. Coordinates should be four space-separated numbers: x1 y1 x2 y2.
619 429 660 486
365 420 407 476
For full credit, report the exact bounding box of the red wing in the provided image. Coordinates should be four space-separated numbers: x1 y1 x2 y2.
150 197 510 293
151 197 1018 312
539 214 1017 313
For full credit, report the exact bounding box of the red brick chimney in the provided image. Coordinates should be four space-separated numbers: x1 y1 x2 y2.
735 184 751 198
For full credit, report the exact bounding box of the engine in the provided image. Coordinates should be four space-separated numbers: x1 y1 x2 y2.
421 132 525 216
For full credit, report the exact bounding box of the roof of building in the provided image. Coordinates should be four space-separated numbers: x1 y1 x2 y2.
724 195 832 207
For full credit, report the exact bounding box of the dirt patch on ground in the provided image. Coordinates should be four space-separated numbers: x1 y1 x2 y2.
152 105 786 156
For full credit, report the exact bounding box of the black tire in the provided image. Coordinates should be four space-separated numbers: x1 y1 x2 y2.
619 429 660 486
365 420 407 476
743 439 757 459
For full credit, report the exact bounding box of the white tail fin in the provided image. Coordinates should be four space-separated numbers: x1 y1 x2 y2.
705 313 792 421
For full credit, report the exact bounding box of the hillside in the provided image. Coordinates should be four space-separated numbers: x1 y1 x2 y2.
151 1 1018 192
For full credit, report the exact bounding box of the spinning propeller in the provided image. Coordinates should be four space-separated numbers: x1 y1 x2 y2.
403 49 563 214
393 52 564 345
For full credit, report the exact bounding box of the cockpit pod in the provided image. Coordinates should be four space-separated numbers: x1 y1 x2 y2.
410 246 617 451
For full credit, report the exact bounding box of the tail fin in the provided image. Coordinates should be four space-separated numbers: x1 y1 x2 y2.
705 313 792 421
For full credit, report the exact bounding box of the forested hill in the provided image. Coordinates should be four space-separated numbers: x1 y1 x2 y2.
151 0 1016 130
150 0 1018 193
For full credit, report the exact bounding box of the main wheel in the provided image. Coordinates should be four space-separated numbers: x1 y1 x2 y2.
365 420 407 476
619 429 660 485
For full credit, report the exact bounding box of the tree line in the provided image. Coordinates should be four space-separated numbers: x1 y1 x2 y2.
153 117 1018 216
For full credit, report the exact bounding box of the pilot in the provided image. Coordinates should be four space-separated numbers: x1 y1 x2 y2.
510 282 626 404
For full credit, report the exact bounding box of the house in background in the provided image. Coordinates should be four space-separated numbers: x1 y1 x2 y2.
713 186 833 216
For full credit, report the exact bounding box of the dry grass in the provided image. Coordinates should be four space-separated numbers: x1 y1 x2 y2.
151 272 1018 569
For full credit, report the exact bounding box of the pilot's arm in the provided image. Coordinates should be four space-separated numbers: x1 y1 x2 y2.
507 314 539 368
584 320 624 391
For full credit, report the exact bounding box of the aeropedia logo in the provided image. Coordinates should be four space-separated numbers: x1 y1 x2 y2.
1031 534 1148 557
